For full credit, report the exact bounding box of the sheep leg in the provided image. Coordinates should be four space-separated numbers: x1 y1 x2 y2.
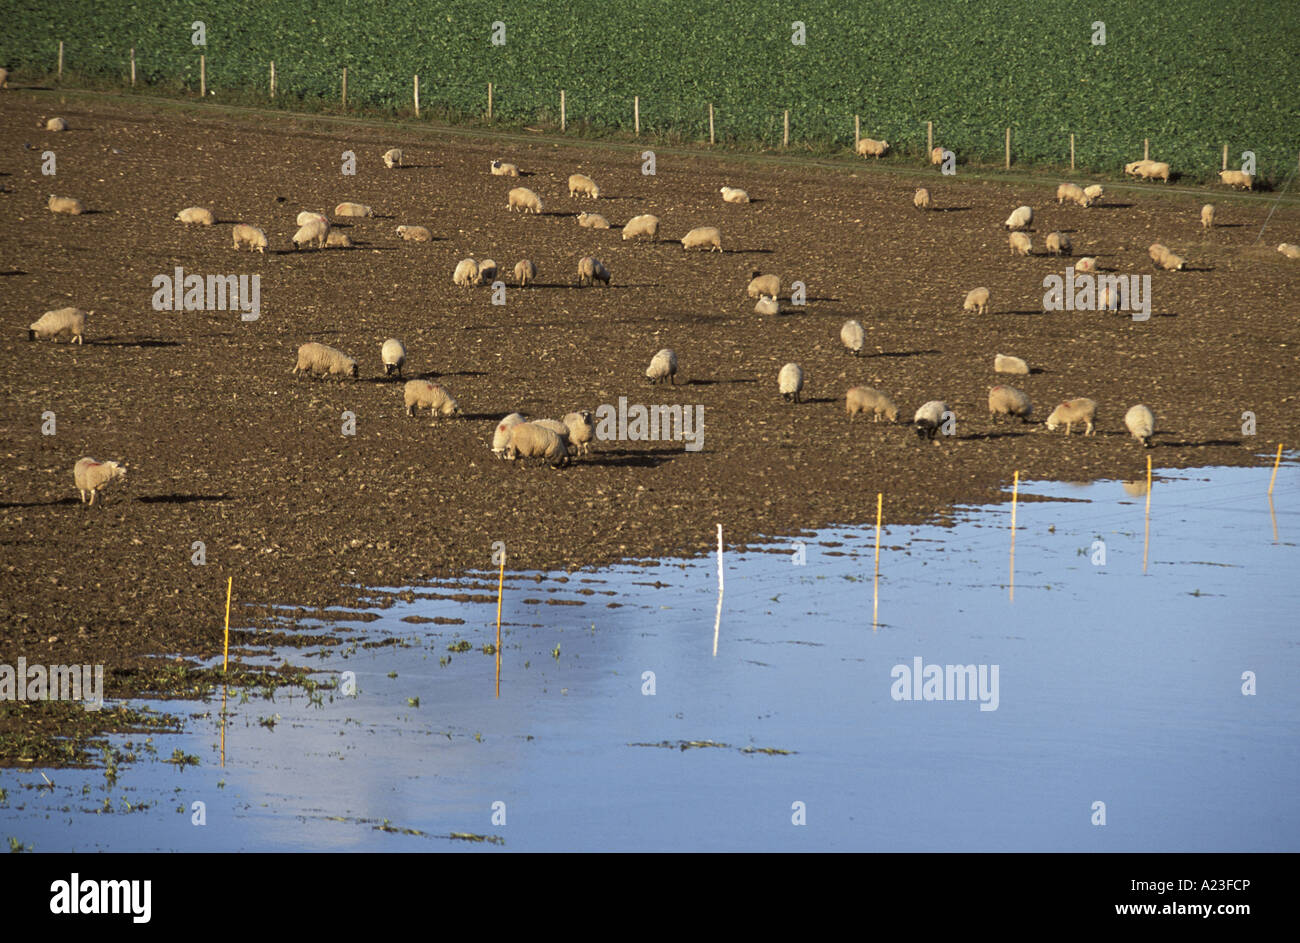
88 490 96 506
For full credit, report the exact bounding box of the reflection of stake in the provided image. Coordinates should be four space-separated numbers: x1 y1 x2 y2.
712 524 723 657
873 493 883 630
1009 471 1019 603
1143 457 1153 574
1269 443 1283 496
223 576 232 673
495 551 505 698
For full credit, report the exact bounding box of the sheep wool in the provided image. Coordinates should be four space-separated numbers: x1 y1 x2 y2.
993 353 1029 375
1083 185 1104 203
563 410 596 456
568 173 600 199
1074 257 1097 273
1135 161 1171 182
297 211 329 227
294 342 358 379
47 194 84 215
778 363 804 403
913 401 949 440
396 225 432 242
1124 404 1156 448
477 260 498 283
232 223 268 253
29 306 86 344
577 212 610 229
988 385 1032 422
513 259 537 285
646 348 678 384
929 146 946 165
840 319 865 355
507 187 542 214
74 458 127 506
1278 243 1300 260
45 116 68 132
1200 204 1216 229
1045 231 1072 256
403 380 461 421
292 218 330 250
963 287 990 315
577 256 611 287
491 413 526 458
747 272 780 299
175 206 215 225
505 422 570 468
381 338 406 377
325 231 354 248
453 258 480 286
490 160 520 177
382 148 403 169
1045 398 1097 436
334 202 374 217
754 295 780 316
622 214 660 241
1056 182 1088 206
845 386 898 422
720 186 750 204
913 188 932 211
533 419 573 447
856 138 889 158
1009 232 1032 256
681 226 722 252
1218 169 1253 190
1004 205 1033 230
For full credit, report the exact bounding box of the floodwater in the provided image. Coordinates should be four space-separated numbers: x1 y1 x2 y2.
3 459 1297 852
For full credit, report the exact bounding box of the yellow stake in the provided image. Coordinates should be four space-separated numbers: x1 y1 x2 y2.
1269 443 1283 496
495 551 505 698
873 492 883 629
1143 456 1153 574
1009 471 1019 602
223 576 232 673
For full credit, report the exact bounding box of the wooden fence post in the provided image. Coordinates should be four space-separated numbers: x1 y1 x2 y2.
1005 126 1011 169
634 95 639 135
709 103 714 145
130 48 135 87
854 114 860 149
927 120 933 155
560 89 565 131
1144 137 1149 160
487 82 493 119
58 41 63 79
200 54 205 96
1222 143 1228 171
270 60 275 97
1070 132 1075 170
341 67 347 108
414 74 419 117
783 109 789 147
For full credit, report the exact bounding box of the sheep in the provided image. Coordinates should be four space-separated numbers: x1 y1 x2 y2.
577 256 611 287
720 186 750 203
1045 231 1072 256
477 259 498 283
292 217 330 250
563 410 596 456
491 413 526 458
778 363 804 403
622 214 660 241
963 287 990 315
754 295 780 316
504 421 570 467
747 272 780 299
1148 243 1169 263
1125 159 1153 177
1075 256 1097 273
1056 182 1088 206
856 138 889 158
453 258 480 286
1124 404 1155 448
1279 243 1300 260
507 187 543 214
232 224 268 254
845 386 898 422
175 206 215 225
1134 161 1171 182
404 380 461 421
1201 204 1216 229
1098 284 1120 311
577 212 611 229
334 202 374 217
840 319 865 355
533 419 573 449
994 353 1029 375
396 225 432 242
914 187 932 211
382 148 403 169
929 146 946 165
28 306 86 344
294 342 358 379
681 226 722 252
1218 169 1254 190
646 348 678 384
568 173 600 199
490 160 520 177
45 116 68 132
74 458 127 506
297 211 328 227
47 194 84 215
1004 205 1033 230
1045 398 1097 436
1009 232 1032 256
326 231 354 248
1149 243 1186 271
381 338 406 377
913 400 949 440
513 259 537 285
1083 184 1104 203
988 385 1032 422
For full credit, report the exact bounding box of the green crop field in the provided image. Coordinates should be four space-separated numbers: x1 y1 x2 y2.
3 0 1297 181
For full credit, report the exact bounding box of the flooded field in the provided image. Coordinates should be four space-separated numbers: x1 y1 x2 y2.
2 459 1296 852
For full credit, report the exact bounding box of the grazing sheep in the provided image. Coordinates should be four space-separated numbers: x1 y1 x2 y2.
913 400 949 440
477 259 498 283
505 422 570 467
778 362 804 403
1124 404 1155 448
1149 243 1185 271
646 348 678 384
47 194 84 215
382 148 403 169
292 217 330 250
1009 232 1032 256
175 206 215 225
754 295 780 316
381 338 406 377
1125 159 1154 177
963 287 990 315
747 272 780 299
1083 184 1104 203
491 413 526 458
490 160 520 177
334 202 374 217
1201 204 1216 229
988 385 1032 422
74 458 127 506
929 146 946 165
1045 398 1097 436
1148 243 1169 263
845 386 898 422
1045 231 1072 256
1134 161 1171 182
1218 169 1254 190
296 211 327 228
577 212 610 229
1075 256 1097 273
994 353 1029 375
404 380 461 421
513 259 537 285
396 225 432 242
1098 284 1120 311
622 214 660 241
840 319 865 355
568 173 600 199
681 226 722 252
1056 183 1089 207
294 342 358 379
563 410 596 456
914 187 932 210
453 258 480 286
533 419 573 449
507 187 543 214
856 138 889 158
577 256 611 287
45 116 68 132
29 306 86 344
720 186 750 203
232 223 268 253
325 230 354 248
1004 205 1033 230
1279 243 1300 260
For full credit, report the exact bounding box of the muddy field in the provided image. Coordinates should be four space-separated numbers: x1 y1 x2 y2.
1 90 1298 744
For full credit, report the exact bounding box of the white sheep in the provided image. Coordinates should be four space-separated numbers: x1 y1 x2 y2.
577 212 610 229
293 342 358 379
913 187 932 211
47 194 84 215
563 410 595 456
1045 398 1097 435
840 319 865 355
622 214 660 241
1279 243 1300 260
754 295 780 316
334 202 374 217
681 226 722 252
477 259 498 283
746 272 780 299
233 223 268 253
326 231 353 248
175 206 215 225
490 160 520 177
404 380 461 421
491 413 526 458
513 259 537 285
1056 182 1088 206
845 386 897 422
720 186 750 203
45 116 68 132
396 225 432 242
1135 161 1171 182
1045 231 1072 256
1218 169 1253 190
1009 232 1032 256
297 211 328 227
856 138 889 158
913 400 950 440
929 146 946 165
381 338 406 377
1124 404 1155 448
568 173 600 199
646 348 678 384
74 458 127 506
778 362 804 403
29 306 86 344
1200 204 1215 229
1004 205 1033 230
994 353 1029 375
1083 185 1104 203
577 256 610 287
292 217 330 250
988 385 1032 422
963 287 990 315
382 148 403 169
453 258 480 286
1074 257 1097 273
1149 243 1186 271
504 422 569 467
533 419 573 449
508 187 543 214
